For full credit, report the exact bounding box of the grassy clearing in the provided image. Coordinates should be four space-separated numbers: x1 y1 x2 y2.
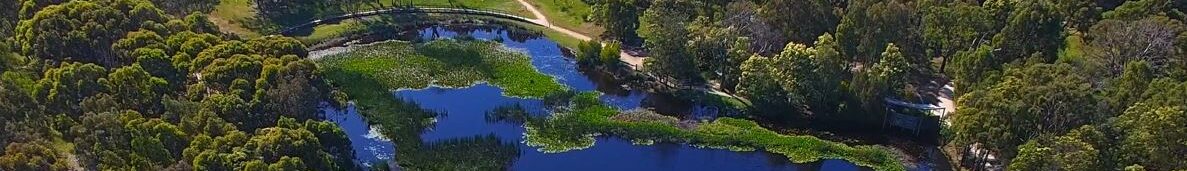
208 0 262 37
206 0 533 37
395 0 533 17
317 40 566 98
522 92 906 171
524 0 604 36
297 19 369 44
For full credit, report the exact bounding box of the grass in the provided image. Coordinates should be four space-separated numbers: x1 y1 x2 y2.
206 0 533 37
521 92 907 171
297 19 369 44
317 39 566 98
524 0 604 36
394 0 533 17
207 0 261 37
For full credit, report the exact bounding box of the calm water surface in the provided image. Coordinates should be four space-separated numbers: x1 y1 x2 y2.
320 26 873 171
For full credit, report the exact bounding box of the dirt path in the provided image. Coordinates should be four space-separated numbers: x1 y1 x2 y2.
513 0 646 69
936 84 956 123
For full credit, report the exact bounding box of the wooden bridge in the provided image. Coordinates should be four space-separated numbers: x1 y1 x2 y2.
280 7 542 35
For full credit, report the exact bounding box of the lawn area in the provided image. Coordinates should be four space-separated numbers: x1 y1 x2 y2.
206 0 534 37
524 0 604 36
207 0 261 37
521 92 906 171
317 40 566 98
396 0 533 17
297 19 368 44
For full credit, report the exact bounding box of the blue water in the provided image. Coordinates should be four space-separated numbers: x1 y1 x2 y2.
322 26 872 170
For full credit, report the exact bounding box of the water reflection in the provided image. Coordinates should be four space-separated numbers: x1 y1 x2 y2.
319 25 871 170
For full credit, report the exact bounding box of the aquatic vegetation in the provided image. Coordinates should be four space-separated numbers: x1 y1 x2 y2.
318 41 530 170
317 39 566 98
399 135 520 171
523 92 906 171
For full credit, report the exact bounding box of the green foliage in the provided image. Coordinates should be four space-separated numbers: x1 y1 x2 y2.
758 0 837 44
0 141 71 171
1008 140 1056 170
318 40 566 98
951 62 1095 158
600 41 621 65
15 0 168 67
1 1 350 170
948 45 998 94
836 0 923 64
738 34 849 121
1103 0 1175 20
35 62 108 116
990 0 1064 62
1115 80 1187 170
102 64 169 113
591 0 641 44
576 39 603 64
920 2 992 71
638 0 701 84
520 92 905 171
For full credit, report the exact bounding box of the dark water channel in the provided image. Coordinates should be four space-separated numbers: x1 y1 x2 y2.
319 25 873 171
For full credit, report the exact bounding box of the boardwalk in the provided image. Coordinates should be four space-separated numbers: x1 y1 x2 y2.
280 7 541 35
283 5 648 70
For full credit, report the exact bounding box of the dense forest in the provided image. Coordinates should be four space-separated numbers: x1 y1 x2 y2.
585 0 1186 170
0 0 354 170
1 0 1186 170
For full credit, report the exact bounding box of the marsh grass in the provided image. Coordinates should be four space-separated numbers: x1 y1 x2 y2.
522 92 906 171
318 39 566 98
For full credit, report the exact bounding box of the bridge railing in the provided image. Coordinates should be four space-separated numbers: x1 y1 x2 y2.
281 7 541 35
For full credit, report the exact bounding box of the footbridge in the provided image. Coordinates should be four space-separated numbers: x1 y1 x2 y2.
281 7 541 35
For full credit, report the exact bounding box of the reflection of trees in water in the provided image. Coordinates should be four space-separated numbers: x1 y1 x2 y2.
364 95 521 170
398 134 520 170
485 104 533 124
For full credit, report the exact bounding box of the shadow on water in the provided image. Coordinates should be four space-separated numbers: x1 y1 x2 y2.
319 25 874 171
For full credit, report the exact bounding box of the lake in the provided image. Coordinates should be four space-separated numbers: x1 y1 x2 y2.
318 25 873 171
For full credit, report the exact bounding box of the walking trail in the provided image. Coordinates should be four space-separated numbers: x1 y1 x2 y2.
513 0 646 69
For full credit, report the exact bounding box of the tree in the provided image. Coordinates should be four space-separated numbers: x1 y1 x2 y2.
835 0 924 65
600 41 622 65
1115 79 1187 170
15 0 167 67
721 1 783 55
720 37 751 92
1105 61 1154 115
35 62 107 117
921 2 992 72
758 0 837 45
1007 135 1100 171
686 17 735 82
576 40 603 64
990 0 1065 62
803 34 845 117
1053 0 1101 31
1009 140 1056 170
738 54 793 118
638 0 700 84
112 30 168 64
0 141 70 171
1087 17 1184 77
1102 0 1174 20
591 0 641 45
948 45 999 94
0 0 17 38
951 63 1096 159
101 64 169 113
